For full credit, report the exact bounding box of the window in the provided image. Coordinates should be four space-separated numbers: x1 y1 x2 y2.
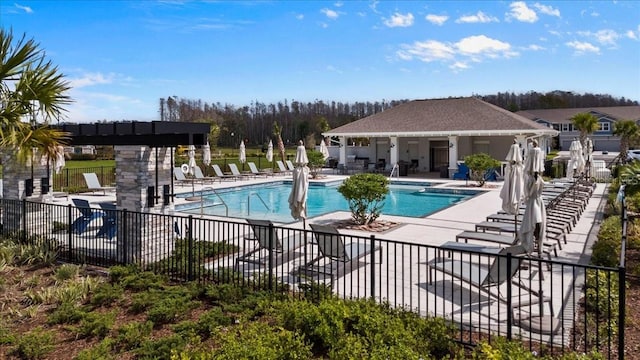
561 124 573 132
597 122 610 132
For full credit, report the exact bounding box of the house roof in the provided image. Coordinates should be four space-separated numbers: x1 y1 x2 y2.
517 106 640 124
325 97 558 138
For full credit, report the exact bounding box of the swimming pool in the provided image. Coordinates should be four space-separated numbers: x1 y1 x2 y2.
176 181 480 223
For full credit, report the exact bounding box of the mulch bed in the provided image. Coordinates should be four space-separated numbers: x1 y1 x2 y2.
330 219 401 233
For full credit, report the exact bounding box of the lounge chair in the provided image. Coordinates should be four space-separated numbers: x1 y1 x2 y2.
228 163 252 179
70 198 103 234
83 173 115 194
433 242 559 334
173 167 191 186
452 163 470 180
474 221 562 255
248 162 273 177
212 164 238 181
455 230 557 258
235 219 306 271
193 166 216 184
297 224 382 285
96 203 117 240
276 161 292 175
427 244 553 315
286 160 295 171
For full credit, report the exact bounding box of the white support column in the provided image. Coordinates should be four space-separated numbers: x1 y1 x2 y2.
448 135 458 176
339 136 347 165
515 135 527 159
389 136 399 166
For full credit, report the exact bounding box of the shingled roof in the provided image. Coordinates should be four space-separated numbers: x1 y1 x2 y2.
517 106 640 124
325 97 557 137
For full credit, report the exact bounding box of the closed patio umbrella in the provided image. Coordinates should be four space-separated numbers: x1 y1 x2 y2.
239 140 246 164
202 142 211 166
266 140 273 162
519 140 546 257
319 137 330 161
499 140 524 234
54 146 66 174
566 139 585 178
288 141 310 227
187 145 197 175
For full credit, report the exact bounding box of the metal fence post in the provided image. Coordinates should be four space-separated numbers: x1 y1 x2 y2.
506 252 513 341
67 204 73 262
122 209 128 264
21 199 27 242
268 222 274 291
370 235 376 299
188 215 194 281
618 266 626 360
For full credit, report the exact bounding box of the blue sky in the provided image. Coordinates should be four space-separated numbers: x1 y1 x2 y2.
3 1 639 123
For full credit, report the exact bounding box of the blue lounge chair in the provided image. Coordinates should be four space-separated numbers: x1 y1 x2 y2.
96 203 117 240
70 198 102 234
453 163 470 180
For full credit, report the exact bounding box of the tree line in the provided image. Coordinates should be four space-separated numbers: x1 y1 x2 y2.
159 91 637 149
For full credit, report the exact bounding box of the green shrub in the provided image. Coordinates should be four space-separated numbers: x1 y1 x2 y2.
173 307 232 339
147 293 198 326
585 269 620 321
151 240 238 280
73 311 116 339
9 327 55 360
0 322 16 345
90 282 124 307
114 321 153 351
118 270 167 291
74 338 116 360
591 216 621 267
130 290 160 314
211 321 312 360
464 153 501 187
55 264 80 282
47 302 86 325
298 280 334 304
134 333 191 360
338 173 389 225
107 264 140 283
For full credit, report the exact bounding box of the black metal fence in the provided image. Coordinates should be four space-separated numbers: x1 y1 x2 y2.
0 198 625 358
52 166 115 192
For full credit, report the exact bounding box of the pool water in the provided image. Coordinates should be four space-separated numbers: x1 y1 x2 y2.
176 181 479 223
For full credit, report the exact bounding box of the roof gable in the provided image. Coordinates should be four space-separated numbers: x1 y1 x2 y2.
517 106 640 124
326 97 554 136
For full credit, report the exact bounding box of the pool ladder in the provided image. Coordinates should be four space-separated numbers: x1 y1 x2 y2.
247 192 271 216
198 188 228 217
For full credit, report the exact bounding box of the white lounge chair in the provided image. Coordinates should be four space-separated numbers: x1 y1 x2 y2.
286 160 295 171
235 219 306 271
228 163 252 179
83 173 115 194
276 161 292 175
248 162 272 177
211 164 238 181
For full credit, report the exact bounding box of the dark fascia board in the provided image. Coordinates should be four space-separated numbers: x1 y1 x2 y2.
53 121 210 146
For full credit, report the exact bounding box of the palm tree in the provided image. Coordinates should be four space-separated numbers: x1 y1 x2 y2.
570 112 599 149
613 119 639 162
0 29 71 163
273 122 286 162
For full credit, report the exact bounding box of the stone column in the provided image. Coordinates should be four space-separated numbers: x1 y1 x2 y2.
114 146 175 264
1 150 50 232
448 136 458 178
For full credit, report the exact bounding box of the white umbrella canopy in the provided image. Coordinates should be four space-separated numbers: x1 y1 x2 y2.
202 142 211 166
319 137 330 161
519 140 546 256
239 140 246 164
499 141 524 216
266 140 273 162
187 145 197 175
288 141 310 223
54 146 66 174
566 139 585 178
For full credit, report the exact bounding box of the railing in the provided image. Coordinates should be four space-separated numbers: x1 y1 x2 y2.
0 198 625 358
52 166 115 192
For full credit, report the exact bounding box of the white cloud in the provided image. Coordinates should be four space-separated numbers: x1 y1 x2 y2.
526 44 545 51
69 72 115 89
397 35 517 70
295 13 304 20
578 29 621 46
334 2 343 7
397 40 455 62
321 8 339 20
566 40 600 55
14 3 33 13
507 1 538 23
455 35 516 58
455 11 498 24
533 3 560 17
326 65 343 74
384 12 414 28
425 14 448 26
626 26 640 40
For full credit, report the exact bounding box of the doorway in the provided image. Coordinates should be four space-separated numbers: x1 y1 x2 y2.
430 141 449 172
